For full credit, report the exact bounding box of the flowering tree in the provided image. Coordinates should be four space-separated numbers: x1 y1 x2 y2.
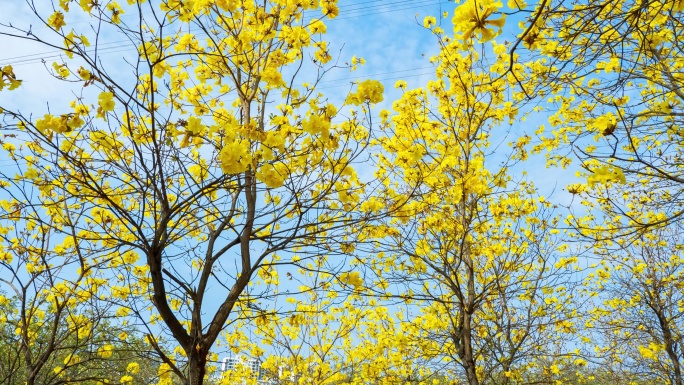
2 1 683 384
0 157 153 385
583 218 684 385
511 0 684 233
358 7 582 383
0 1 384 384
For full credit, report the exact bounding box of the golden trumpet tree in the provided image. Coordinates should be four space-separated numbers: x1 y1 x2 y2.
512 0 684 233
0 1 384 384
361 12 581 384
498 2 684 384
4 1 684 384
0 167 151 385
222 272 439 385
582 217 684 385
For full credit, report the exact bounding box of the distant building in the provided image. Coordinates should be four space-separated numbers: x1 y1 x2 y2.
219 356 296 385
221 356 260 375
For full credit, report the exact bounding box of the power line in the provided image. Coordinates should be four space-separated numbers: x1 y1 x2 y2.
317 71 434 90
0 0 449 67
304 0 441 15
316 1 450 22
318 66 433 85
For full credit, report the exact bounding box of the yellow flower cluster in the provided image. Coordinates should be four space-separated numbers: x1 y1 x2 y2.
218 139 252 174
346 79 384 106
339 271 363 288
453 0 506 43
0 65 21 91
97 91 116 119
587 165 626 187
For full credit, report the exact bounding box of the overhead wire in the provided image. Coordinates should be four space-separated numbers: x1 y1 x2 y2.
311 1 451 22
318 66 434 85
0 0 443 122
0 0 449 67
305 0 441 16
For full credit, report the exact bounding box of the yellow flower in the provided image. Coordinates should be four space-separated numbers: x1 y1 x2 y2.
423 16 437 28
261 67 286 89
64 353 80 365
587 165 626 187
52 62 70 78
1 65 22 91
48 11 67 30
3 142 16 154
302 114 331 136
218 139 252 174
77 67 92 80
309 20 327 34
339 271 363 288
107 2 124 24
176 33 197 53
314 41 332 64
453 0 506 43
574 358 587 367
350 55 365 70
346 79 384 105
320 0 339 18
98 344 114 358
158 363 172 379
256 163 288 188
80 0 96 12
126 362 140 374
216 0 239 11
97 91 116 119
555 256 577 269
638 343 662 360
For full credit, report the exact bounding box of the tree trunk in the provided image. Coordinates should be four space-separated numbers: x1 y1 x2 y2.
654 304 683 385
462 229 480 385
187 347 208 385
462 311 480 385
26 371 36 385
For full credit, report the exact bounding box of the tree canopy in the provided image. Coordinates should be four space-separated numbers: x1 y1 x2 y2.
1 1 683 385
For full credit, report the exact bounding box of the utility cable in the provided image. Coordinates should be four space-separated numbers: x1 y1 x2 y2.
0 0 449 67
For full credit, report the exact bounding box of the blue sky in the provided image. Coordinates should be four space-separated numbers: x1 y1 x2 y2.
0 0 592 368
0 0 454 347
0 0 586 304
0 1 591 272
0 1 447 111
308 1 448 92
